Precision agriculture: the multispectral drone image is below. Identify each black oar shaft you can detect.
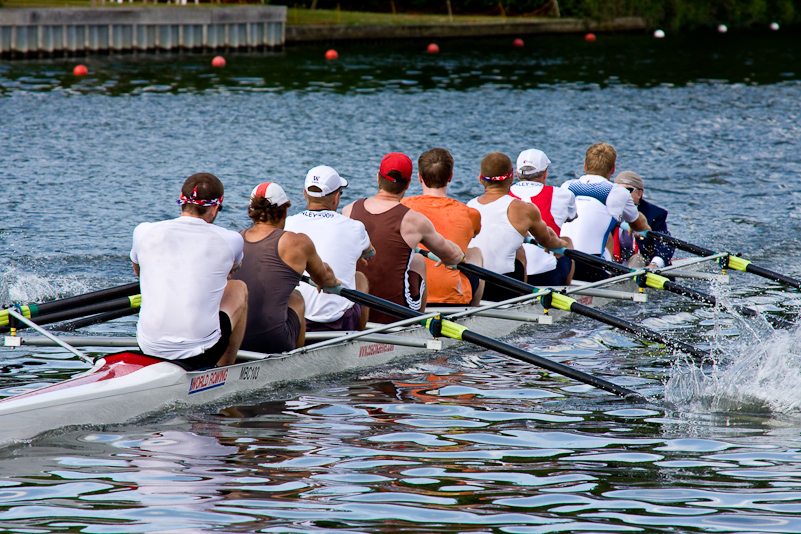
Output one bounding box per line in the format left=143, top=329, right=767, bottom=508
left=31, top=282, right=140, bottom=317
left=647, top=231, right=715, bottom=256
left=417, top=249, right=709, bottom=357
left=744, top=263, right=801, bottom=289
left=1, top=296, right=139, bottom=333
left=459, top=330, right=643, bottom=399
left=302, top=276, right=643, bottom=400
left=50, top=307, right=140, bottom=332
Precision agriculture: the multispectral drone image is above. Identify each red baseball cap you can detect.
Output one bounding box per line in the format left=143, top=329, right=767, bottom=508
left=379, top=152, right=413, bottom=182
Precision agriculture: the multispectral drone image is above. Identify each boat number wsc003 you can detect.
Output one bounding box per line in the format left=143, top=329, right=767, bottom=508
left=239, top=366, right=260, bottom=380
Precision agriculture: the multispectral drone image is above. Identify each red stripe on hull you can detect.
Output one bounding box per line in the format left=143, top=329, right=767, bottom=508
left=0, top=352, right=166, bottom=402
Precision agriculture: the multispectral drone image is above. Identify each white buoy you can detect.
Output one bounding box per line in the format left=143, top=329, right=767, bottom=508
left=717, top=24, right=728, bottom=33
left=770, top=22, right=780, bottom=31
left=653, top=29, right=665, bottom=38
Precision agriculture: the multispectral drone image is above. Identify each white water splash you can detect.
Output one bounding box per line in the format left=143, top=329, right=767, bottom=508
left=665, top=281, right=801, bottom=414
left=0, top=265, right=88, bottom=308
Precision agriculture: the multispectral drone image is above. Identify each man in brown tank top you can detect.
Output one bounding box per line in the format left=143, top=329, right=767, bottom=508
left=342, top=152, right=464, bottom=324
left=232, top=182, right=340, bottom=353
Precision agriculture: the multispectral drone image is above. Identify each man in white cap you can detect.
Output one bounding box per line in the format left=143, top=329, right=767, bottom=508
left=285, top=165, right=375, bottom=331
left=612, top=170, right=674, bottom=268
left=131, top=172, right=248, bottom=369
left=232, top=182, right=339, bottom=353
left=510, top=148, right=577, bottom=286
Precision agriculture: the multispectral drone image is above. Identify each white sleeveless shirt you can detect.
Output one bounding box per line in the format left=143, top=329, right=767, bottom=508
left=284, top=209, right=370, bottom=322
left=467, top=196, right=524, bottom=274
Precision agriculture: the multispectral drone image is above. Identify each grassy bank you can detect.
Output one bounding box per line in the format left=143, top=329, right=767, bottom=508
left=2, top=0, right=799, bottom=30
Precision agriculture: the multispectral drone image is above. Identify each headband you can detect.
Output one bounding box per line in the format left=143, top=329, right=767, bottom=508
left=177, top=186, right=223, bottom=207
left=479, top=170, right=514, bottom=181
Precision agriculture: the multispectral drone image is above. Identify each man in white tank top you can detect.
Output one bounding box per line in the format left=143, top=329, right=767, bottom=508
left=285, top=165, right=375, bottom=331
left=510, top=148, right=577, bottom=285
left=130, top=173, right=248, bottom=369
left=560, top=143, right=651, bottom=282
left=467, top=152, right=571, bottom=302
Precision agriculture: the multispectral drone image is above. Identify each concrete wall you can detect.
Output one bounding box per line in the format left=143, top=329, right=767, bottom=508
left=0, top=6, right=286, bottom=56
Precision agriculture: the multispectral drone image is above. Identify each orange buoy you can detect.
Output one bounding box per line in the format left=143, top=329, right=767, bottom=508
left=585, top=33, right=596, bottom=42
left=427, top=43, right=440, bottom=54
left=211, top=56, right=226, bottom=68
left=513, top=38, right=524, bottom=47
left=72, top=64, right=88, bottom=76
left=325, top=49, right=338, bottom=60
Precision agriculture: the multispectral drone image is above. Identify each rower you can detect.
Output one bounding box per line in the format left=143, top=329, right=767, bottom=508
left=284, top=165, right=375, bottom=331
left=467, top=152, right=570, bottom=302
left=511, top=148, right=577, bottom=286
left=130, top=172, right=248, bottom=369
left=401, top=147, right=485, bottom=306
left=342, top=152, right=463, bottom=324
left=560, top=143, right=651, bottom=282
left=232, top=182, right=340, bottom=352
left=612, top=171, right=675, bottom=268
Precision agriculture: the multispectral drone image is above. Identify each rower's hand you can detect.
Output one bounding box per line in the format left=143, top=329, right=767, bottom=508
left=435, top=252, right=466, bottom=270
left=320, top=279, right=342, bottom=293
left=359, top=244, right=376, bottom=267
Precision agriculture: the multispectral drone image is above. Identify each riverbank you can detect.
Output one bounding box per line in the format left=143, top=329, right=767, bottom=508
left=286, top=15, right=645, bottom=43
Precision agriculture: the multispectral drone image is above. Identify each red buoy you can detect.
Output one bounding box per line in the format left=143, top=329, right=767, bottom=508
left=585, top=33, right=596, bottom=42
left=211, top=56, right=226, bottom=68
left=513, top=38, right=524, bottom=47
left=73, top=64, right=88, bottom=76
left=427, top=43, right=440, bottom=54
left=325, top=49, right=338, bottom=60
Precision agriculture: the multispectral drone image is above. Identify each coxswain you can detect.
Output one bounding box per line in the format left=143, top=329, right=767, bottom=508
left=467, top=152, right=570, bottom=302
left=612, top=171, right=674, bottom=268
left=130, top=172, right=248, bottom=369
left=232, top=182, right=339, bottom=352
left=285, top=165, right=375, bottom=331
left=510, top=148, right=577, bottom=286
left=560, top=143, right=651, bottom=281
left=343, top=152, right=463, bottom=324
left=402, top=147, right=485, bottom=306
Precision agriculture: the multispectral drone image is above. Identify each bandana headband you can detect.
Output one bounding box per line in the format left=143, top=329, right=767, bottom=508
left=177, top=186, right=223, bottom=207
left=479, top=170, right=514, bottom=181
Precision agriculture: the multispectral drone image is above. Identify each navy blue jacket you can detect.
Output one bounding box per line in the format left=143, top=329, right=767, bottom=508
left=636, top=198, right=674, bottom=264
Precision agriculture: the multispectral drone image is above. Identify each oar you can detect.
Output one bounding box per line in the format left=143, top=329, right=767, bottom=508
left=0, top=295, right=141, bottom=333
left=525, top=238, right=717, bottom=305
left=620, top=223, right=801, bottom=289
left=533, top=239, right=795, bottom=330
left=50, top=307, right=140, bottom=332
left=301, top=276, right=646, bottom=401
left=417, top=249, right=708, bottom=359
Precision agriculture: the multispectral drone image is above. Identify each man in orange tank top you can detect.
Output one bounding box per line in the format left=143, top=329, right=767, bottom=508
left=402, top=148, right=485, bottom=306
left=343, top=152, right=464, bottom=324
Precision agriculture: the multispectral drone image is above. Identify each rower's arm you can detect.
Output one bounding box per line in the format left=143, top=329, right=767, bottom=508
left=132, top=262, right=140, bottom=277
left=517, top=202, right=567, bottom=250
left=629, top=213, right=651, bottom=232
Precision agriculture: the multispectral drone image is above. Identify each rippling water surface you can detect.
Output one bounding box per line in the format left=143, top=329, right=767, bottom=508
left=2, top=31, right=801, bottom=533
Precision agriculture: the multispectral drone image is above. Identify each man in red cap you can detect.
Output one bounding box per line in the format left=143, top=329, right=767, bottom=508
left=343, top=152, right=464, bottom=324
left=232, top=182, right=340, bottom=353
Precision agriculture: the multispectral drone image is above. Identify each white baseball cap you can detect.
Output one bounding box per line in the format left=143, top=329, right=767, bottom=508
left=516, top=149, right=551, bottom=175
left=304, top=165, right=348, bottom=197
left=250, top=182, right=290, bottom=207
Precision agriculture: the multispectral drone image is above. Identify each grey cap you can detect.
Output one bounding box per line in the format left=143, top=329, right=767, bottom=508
left=614, top=171, right=644, bottom=190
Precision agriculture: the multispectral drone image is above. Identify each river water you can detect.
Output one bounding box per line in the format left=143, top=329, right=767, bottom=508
left=2, top=30, right=801, bottom=533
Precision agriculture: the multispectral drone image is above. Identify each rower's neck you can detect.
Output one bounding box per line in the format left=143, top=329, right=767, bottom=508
left=477, top=187, right=510, bottom=203
left=421, top=184, right=448, bottom=197
left=374, top=189, right=405, bottom=203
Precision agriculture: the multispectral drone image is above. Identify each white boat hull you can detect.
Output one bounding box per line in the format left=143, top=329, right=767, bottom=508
left=0, top=290, right=626, bottom=445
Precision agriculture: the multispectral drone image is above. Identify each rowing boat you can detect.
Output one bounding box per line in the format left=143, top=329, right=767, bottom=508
left=0, top=272, right=654, bottom=446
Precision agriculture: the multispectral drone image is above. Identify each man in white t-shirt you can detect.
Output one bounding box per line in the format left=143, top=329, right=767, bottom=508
left=560, top=143, right=651, bottom=281
left=285, top=165, right=375, bottom=331
left=510, top=148, right=576, bottom=286
left=130, top=173, right=248, bottom=369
